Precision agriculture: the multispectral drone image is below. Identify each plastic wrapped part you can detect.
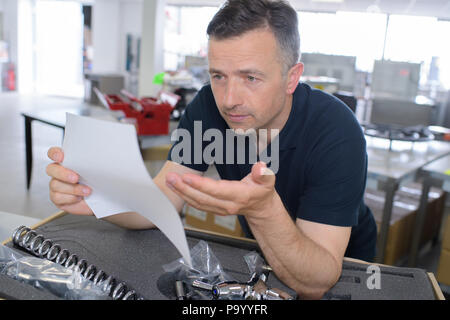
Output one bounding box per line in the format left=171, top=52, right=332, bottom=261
left=0, top=244, right=24, bottom=268
left=163, top=240, right=233, bottom=282
left=0, top=245, right=110, bottom=300
left=244, top=251, right=266, bottom=275
left=161, top=243, right=291, bottom=300
left=162, top=240, right=235, bottom=300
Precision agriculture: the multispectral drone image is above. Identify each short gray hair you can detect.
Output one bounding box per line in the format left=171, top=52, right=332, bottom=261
left=207, top=0, right=300, bottom=73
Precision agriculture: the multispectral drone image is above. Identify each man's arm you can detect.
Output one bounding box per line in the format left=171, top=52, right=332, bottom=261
left=165, top=162, right=350, bottom=299
left=245, top=196, right=350, bottom=299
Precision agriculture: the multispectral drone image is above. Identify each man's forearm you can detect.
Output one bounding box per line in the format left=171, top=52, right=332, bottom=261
left=102, top=212, right=156, bottom=230
left=246, top=194, right=341, bottom=299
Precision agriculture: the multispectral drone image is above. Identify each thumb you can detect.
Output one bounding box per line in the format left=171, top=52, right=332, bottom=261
left=251, top=162, right=275, bottom=186
left=48, top=147, right=64, bottom=163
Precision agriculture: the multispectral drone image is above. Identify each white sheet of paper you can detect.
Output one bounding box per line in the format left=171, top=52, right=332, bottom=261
left=62, top=113, right=191, bottom=266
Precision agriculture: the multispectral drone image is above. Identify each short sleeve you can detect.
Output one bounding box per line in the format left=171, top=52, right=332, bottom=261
left=297, top=136, right=367, bottom=227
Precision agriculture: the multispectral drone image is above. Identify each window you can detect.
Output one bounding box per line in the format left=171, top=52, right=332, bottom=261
left=162, top=6, right=450, bottom=90
left=384, top=15, right=450, bottom=89
left=298, top=11, right=387, bottom=72
left=435, top=20, right=450, bottom=89
left=164, top=5, right=218, bottom=71
left=18, top=0, right=84, bottom=97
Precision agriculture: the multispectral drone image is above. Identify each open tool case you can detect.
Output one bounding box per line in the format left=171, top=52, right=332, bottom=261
left=0, top=213, right=443, bottom=300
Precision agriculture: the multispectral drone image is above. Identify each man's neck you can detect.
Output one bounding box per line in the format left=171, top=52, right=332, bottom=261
left=257, top=94, right=293, bottom=152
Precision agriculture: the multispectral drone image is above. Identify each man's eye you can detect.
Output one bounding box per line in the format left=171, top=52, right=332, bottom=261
left=247, top=76, right=257, bottom=82
left=212, top=74, right=223, bottom=80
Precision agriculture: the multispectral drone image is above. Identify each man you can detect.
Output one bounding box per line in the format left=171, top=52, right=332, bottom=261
left=46, top=0, right=377, bottom=299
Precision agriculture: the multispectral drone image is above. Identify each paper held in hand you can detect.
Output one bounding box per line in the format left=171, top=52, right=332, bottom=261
left=62, top=113, right=192, bottom=267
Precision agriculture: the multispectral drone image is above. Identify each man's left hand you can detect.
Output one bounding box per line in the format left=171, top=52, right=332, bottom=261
left=165, top=162, right=278, bottom=220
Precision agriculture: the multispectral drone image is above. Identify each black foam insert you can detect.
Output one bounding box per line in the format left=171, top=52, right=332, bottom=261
left=0, top=214, right=437, bottom=300
left=0, top=274, right=61, bottom=300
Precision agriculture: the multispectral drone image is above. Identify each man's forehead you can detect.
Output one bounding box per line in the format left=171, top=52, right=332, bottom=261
left=207, top=32, right=279, bottom=68
left=207, top=28, right=277, bottom=50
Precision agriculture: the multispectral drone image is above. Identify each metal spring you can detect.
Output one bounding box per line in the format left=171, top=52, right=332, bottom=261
left=12, top=226, right=140, bottom=300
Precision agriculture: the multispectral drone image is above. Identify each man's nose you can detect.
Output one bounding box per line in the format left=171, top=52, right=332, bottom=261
left=223, top=78, right=242, bottom=109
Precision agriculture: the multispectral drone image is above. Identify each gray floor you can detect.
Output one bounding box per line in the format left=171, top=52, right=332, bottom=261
left=0, top=92, right=448, bottom=298
left=0, top=92, right=83, bottom=220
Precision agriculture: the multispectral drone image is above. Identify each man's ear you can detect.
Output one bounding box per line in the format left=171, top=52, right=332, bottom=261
left=286, top=62, right=304, bottom=94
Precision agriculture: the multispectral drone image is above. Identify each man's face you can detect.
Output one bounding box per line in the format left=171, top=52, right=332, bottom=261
left=208, top=28, right=296, bottom=132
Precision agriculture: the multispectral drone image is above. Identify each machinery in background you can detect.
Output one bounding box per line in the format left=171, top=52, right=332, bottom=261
left=301, top=53, right=357, bottom=93
left=362, top=60, right=444, bottom=149
left=363, top=123, right=435, bottom=150
left=369, top=96, right=436, bottom=128
left=172, top=87, right=198, bottom=120
left=368, top=60, right=437, bottom=127
left=371, top=60, right=421, bottom=101
left=301, top=75, right=340, bottom=94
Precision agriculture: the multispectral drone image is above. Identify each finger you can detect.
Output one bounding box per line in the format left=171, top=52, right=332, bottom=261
left=59, top=202, right=94, bottom=216
left=167, top=174, right=236, bottom=214
left=49, top=179, right=91, bottom=197
left=46, top=163, right=79, bottom=184
left=251, top=162, right=275, bottom=186
left=177, top=173, right=241, bottom=201
left=172, top=187, right=231, bottom=216
left=50, top=191, right=83, bottom=206
left=47, top=147, right=64, bottom=163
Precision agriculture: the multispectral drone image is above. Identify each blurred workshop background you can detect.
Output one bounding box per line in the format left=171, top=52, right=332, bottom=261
left=1, top=0, right=450, bottom=297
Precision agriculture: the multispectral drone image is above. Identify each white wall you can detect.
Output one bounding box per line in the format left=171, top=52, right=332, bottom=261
left=91, top=0, right=165, bottom=96
left=139, top=0, right=165, bottom=96
left=91, top=0, right=121, bottom=73
left=118, top=0, right=142, bottom=74
left=91, top=0, right=144, bottom=75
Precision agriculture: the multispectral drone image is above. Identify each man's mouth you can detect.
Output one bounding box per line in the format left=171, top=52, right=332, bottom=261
left=227, top=113, right=250, bottom=122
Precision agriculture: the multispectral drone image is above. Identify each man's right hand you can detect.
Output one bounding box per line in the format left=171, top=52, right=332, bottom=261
left=46, top=147, right=93, bottom=215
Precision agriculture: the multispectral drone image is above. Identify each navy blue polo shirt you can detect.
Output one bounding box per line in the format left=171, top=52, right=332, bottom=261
left=168, top=83, right=377, bottom=262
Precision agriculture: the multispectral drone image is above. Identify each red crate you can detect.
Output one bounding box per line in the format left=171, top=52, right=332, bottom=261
left=135, top=101, right=173, bottom=135
left=104, top=92, right=173, bottom=136
left=104, top=94, right=138, bottom=118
